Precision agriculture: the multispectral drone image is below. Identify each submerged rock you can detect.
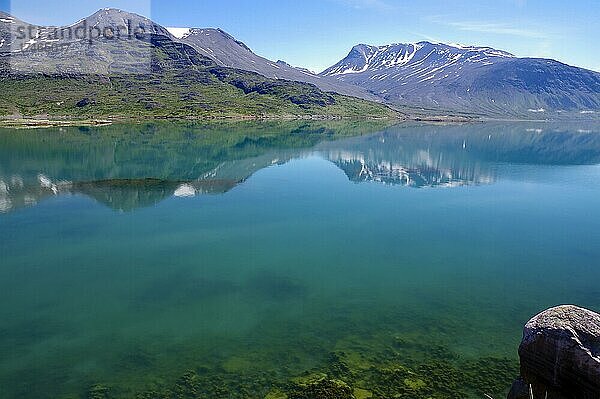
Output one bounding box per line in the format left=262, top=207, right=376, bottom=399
left=512, top=305, right=600, bottom=399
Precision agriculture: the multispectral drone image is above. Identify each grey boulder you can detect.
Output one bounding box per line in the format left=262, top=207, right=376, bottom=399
left=515, top=305, right=600, bottom=399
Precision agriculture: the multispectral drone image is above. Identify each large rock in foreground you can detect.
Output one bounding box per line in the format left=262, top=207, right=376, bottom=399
left=514, top=305, right=600, bottom=399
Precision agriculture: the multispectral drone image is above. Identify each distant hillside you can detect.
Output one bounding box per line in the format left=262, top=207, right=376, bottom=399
left=321, top=42, right=600, bottom=118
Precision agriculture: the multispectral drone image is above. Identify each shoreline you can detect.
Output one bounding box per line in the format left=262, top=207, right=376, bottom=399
left=1, top=113, right=599, bottom=129
left=0, top=114, right=481, bottom=129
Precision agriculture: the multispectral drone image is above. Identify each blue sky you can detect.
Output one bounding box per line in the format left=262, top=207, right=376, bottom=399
left=1, top=0, right=599, bottom=73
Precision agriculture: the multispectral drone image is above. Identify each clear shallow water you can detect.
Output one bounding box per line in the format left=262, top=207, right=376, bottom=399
left=1, top=121, right=600, bottom=399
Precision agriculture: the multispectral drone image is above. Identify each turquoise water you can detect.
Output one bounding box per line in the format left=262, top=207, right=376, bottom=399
left=1, top=121, right=600, bottom=399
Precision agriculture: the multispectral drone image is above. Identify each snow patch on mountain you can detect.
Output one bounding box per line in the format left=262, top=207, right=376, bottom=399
left=166, top=27, right=192, bottom=39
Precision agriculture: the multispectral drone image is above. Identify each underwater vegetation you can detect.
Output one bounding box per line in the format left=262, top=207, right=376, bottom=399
left=82, top=331, right=518, bottom=399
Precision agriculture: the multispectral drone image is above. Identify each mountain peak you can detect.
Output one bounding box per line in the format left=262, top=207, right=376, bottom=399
left=86, top=8, right=152, bottom=23
left=321, top=40, right=514, bottom=76
left=77, top=8, right=173, bottom=38
left=178, top=27, right=254, bottom=54
left=92, top=8, right=141, bottom=16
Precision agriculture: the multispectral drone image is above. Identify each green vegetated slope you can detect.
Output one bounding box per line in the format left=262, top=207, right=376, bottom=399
left=0, top=37, right=397, bottom=120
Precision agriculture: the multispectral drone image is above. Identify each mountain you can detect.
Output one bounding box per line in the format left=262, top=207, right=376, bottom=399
left=167, top=27, right=379, bottom=101
left=0, top=9, right=395, bottom=120
left=321, top=42, right=600, bottom=118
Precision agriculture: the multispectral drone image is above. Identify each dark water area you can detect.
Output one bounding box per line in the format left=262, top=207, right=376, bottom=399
left=1, top=121, right=600, bottom=399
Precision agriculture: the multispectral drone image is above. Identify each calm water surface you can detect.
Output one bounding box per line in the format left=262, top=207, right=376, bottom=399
left=1, top=121, right=600, bottom=399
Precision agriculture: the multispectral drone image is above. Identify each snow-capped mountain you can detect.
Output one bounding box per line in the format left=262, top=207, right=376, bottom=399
left=167, top=27, right=379, bottom=101
left=322, top=42, right=514, bottom=76
left=321, top=41, right=600, bottom=117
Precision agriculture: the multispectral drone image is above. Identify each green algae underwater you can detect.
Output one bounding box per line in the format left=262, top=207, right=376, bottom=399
left=2, top=121, right=600, bottom=399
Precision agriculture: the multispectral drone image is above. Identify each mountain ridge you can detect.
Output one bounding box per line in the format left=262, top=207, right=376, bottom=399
left=165, top=26, right=380, bottom=101
left=321, top=41, right=515, bottom=75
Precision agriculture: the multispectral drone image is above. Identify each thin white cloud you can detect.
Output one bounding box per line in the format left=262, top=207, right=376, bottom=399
left=447, top=21, right=547, bottom=39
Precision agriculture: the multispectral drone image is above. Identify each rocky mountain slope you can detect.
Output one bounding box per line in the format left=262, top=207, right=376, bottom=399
left=167, top=27, right=379, bottom=101
left=321, top=42, right=600, bottom=118
left=0, top=9, right=395, bottom=120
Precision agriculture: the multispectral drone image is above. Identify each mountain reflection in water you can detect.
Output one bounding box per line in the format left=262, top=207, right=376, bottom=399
left=1, top=121, right=600, bottom=213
